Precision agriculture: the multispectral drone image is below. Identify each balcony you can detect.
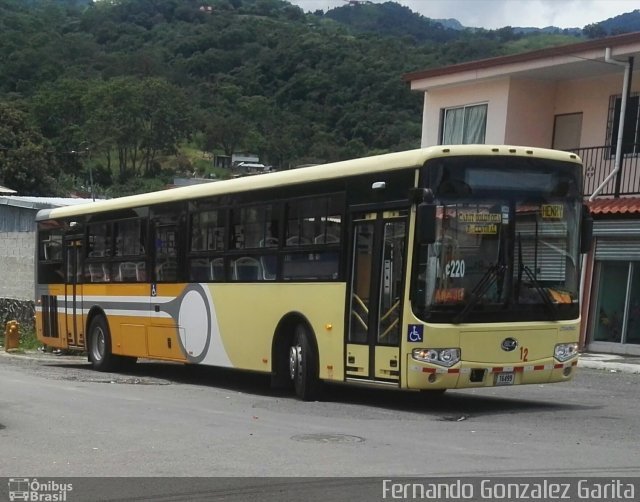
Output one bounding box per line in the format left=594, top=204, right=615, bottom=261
left=574, top=145, right=640, bottom=197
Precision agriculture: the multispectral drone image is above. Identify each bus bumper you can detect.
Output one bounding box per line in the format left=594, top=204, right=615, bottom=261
left=406, top=357, right=579, bottom=390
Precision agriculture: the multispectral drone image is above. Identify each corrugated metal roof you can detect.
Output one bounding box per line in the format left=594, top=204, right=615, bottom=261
left=587, top=197, right=640, bottom=216
left=0, top=195, right=94, bottom=210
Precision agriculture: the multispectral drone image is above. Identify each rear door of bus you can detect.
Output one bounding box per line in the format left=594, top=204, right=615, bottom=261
left=63, top=234, right=85, bottom=349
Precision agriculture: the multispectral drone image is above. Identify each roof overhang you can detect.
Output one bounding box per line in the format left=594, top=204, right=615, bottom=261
left=0, top=185, right=17, bottom=195
left=404, top=32, right=640, bottom=92
left=0, top=196, right=94, bottom=211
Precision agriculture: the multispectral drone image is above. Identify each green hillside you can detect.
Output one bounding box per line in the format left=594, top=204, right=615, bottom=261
left=0, top=0, right=589, bottom=196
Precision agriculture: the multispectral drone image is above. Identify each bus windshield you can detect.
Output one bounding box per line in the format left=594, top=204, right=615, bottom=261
left=413, top=156, right=582, bottom=323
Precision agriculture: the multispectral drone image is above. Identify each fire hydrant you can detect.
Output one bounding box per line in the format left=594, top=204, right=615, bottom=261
left=4, top=320, right=19, bottom=351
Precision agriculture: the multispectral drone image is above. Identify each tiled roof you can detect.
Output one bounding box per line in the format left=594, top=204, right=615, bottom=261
left=587, top=197, right=640, bottom=215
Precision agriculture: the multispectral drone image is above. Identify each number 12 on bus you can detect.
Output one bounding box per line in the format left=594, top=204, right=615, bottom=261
left=35, top=145, right=592, bottom=400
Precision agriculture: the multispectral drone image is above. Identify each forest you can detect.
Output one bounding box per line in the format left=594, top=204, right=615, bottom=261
left=0, top=0, right=633, bottom=196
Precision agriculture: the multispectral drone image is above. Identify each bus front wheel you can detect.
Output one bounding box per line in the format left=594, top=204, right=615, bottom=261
left=88, top=315, right=117, bottom=372
left=289, top=325, right=321, bottom=401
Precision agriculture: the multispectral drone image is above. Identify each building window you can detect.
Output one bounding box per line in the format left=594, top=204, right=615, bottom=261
left=593, top=261, right=640, bottom=345
left=607, top=93, right=640, bottom=156
left=441, top=103, right=487, bottom=145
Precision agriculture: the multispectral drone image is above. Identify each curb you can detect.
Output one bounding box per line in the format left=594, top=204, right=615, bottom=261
left=578, top=360, right=640, bottom=374
left=0, top=348, right=85, bottom=363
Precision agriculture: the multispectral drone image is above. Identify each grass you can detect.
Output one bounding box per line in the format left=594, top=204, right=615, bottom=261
left=19, top=324, right=40, bottom=350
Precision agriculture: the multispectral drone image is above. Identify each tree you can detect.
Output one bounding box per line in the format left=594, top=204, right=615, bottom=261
left=83, top=77, right=192, bottom=181
left=0, top=102, right=57, bottom=195
left=203, top=113, right=249, bottom=158
left=30, top=78, right=90, bottom=174
left=583, top=23, right=607, bottom=39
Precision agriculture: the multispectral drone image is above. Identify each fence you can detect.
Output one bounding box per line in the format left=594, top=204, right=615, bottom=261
left=575, top=145, right=640, bottom=197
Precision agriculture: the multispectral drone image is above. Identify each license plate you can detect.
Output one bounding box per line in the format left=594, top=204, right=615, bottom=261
left=495, top=372, right=515, bottom=386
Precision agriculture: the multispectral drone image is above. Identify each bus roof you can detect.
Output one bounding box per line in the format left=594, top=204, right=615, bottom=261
left=36, top=145, right=581, bottom=222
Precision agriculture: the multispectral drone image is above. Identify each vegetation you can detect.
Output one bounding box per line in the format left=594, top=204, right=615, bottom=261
left=0, top=0, right=634, bottom=197
left=0, top=326, right=40, bottom=352
left=0, top=297, right=37, bottom=351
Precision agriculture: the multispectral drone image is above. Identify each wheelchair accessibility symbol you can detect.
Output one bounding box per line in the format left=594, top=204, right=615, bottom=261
left=407, top=324, right=423, bottom=343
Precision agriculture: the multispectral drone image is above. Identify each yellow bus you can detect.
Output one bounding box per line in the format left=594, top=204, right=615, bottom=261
left=35, top=145, right=591, bottom=400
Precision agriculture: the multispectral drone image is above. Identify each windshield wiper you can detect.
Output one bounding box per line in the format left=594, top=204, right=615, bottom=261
left=516, top=233, right=558, bottom=320
left=453, top=263, right=506, bottom=324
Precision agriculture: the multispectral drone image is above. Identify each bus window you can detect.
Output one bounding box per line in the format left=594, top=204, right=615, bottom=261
left=115, top=219, right=146, bottom=257
left=231, top=204, right=277, bottom=250
left=286, top=195, right=343, bottom=247
left=87, top=223, right=112, bottom=258
left=37, top=221, right=65, bottom=284
left=283, top=251, right=339, bottom=281
left=191, top=209, right=225, bottom=252
left=151, top=204, right=184, bottom=283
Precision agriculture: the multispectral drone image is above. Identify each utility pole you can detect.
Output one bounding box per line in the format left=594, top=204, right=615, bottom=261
left=71, top=142, right=93, bottom=201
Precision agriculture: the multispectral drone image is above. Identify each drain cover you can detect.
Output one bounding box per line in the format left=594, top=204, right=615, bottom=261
left=438, top=415, right=469, bottom=422
left=291, top=433, right=365, bottom=444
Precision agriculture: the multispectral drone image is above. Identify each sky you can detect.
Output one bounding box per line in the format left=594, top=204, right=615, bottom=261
left=287, top=0, right=638, bottom=30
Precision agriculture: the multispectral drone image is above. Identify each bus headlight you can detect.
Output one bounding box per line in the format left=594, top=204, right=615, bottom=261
left=554, top=343, right=578, bottom=362
left=412, top=348, right=461, bottom=367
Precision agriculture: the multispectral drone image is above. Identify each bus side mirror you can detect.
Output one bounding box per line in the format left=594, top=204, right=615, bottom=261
left=417, top=203, right=437, bottom=244
left=580, top=204, right=593, bottom=254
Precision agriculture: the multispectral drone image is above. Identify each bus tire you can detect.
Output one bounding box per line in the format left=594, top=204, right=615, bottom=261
left=289, top=324, right=322, bottom=401
left=88, top=315, right=117, bottom=372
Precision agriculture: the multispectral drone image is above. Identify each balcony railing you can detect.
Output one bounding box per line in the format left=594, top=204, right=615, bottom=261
left=573, top=145, right=640, bottom=197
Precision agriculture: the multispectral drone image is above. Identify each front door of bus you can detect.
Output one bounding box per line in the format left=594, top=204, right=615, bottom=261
left=347, top=210, right=407, bottom=383
left=64, top=236, right=84, bottom=349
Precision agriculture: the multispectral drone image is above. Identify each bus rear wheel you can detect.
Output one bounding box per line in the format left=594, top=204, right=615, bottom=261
left=289, top=325, right=321, bottom=401
left=88, top=315, right=117, bottom=372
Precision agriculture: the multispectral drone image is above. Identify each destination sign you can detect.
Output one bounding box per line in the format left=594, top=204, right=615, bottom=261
left=541, top=204, right=563, bottom=219
left=466, top=224, right=498, bottom=234
left=434, top=288, right=465, bottom=303
left=459, top=213, right=502, bottom=223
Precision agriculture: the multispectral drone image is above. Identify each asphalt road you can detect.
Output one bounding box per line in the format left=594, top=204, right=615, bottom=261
left=1, top=351, right=639, bottom=499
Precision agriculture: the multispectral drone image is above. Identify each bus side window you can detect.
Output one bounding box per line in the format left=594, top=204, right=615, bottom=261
left=151, top=203, right=185, bottom=283
left=37, top=224, right=65, bottom=284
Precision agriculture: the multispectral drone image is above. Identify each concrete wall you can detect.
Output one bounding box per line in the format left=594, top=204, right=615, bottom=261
left=555, top=71, right=640, bottom=148
left=421, top=78, right=510, bottom=147
left=0, top=231, right=35, bottom=301
left=505, top=78, right=557, bottom=147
